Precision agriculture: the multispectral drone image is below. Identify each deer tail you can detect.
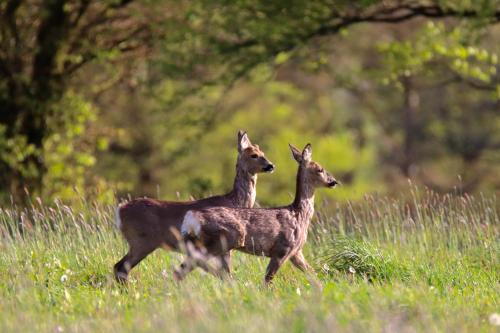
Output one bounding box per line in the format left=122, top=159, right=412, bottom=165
left=181, top=210, right=201, bottom=239
left=114, top=205, right=122, bottom=230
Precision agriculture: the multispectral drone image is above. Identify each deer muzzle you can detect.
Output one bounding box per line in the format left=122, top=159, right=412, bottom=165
left=263, top=163, right=275, bottom=173
left=328, top=179, right=339, bottom=188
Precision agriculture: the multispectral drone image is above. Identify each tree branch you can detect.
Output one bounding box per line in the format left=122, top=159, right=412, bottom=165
left=2, top=0, right=22, bottom=46
left=32, top=0, right=71, bottom=99
left=212, top=2, right=500, bottom=62
left=72, top=0, right=92, bottom=27
left=0, top=0, right=23, bottom=73
left=63, top=23, right=152, bottom=76
left=109, top=0, right=134, bottom=9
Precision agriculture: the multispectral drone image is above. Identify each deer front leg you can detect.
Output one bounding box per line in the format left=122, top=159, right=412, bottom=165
left=219, top=251, right=232, bottom=278
left=114, top=244, right=157, bottom=283
left=289, top=251, right=312, bottom=271
left=290, top=251, right=323, bottom=290
left=264, top=255, right=289, bottom=285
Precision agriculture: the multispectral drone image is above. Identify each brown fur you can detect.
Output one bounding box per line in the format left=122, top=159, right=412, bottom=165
left=175, top=143, right=338, bottom=285
left=114, top=131, right=274, bottom=282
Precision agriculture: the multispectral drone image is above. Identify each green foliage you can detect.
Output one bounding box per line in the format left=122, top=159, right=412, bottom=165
left=362, top=21, right=500, bottom=190
left=143, top=78, right=379, bottom=205
left=317, top=236, right=409, bottom=282
left=0, top=126, right=38, bottom=188
left=1, top=1, right=500, bottom=203
left=379, top=22, right=498, bottom=96
left=43, top=92, right=114, bottom=203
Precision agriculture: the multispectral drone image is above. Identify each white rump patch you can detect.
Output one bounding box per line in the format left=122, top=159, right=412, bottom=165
left=115, top=206, right=122, bottom=229
left=181, top=211, right=201, bottom=237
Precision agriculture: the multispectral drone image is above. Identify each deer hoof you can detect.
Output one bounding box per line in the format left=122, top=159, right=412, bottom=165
left=173, top=269, right=184, bottom=282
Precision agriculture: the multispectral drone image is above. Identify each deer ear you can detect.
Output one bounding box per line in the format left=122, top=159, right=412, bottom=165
left=289, top=144, right=302, bottom=163
left=302, top=143, right=312, bottom=162
left=238, top=130, right=251, bottom=152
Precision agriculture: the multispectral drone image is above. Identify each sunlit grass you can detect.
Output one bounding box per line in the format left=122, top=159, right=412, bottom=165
left=0, top=189, right=498, bottom=332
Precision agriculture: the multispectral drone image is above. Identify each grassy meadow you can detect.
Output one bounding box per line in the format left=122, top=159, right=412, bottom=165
left=0, top=189, right=498, bottom=332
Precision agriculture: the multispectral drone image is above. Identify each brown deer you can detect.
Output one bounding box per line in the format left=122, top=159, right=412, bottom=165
left=174, top=143, right=338, bottom=286
left=114, top=131, right=274, bottom=282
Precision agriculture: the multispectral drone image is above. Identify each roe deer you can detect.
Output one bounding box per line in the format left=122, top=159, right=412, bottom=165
left=114, top=131, right=274, bottom=282
left=175, top=143, right=338, bottom=286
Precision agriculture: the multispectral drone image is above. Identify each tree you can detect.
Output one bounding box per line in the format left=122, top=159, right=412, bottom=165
left=159, top=1, right=500, bottom=84
left=0, top=0, right=158, bottom=200
left=157, top=0, right=500, bottom=160
left=1, top=0, right=499, bottom=202
left=151, top=0, right=500, bottom=196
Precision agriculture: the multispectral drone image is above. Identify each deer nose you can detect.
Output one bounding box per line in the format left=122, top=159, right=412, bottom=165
left=328, top=179, right=338, bottom=188
left=263, top=163, right=275, bottom=173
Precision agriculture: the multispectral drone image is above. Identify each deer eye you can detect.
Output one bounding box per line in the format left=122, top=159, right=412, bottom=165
left=251, top=154, right=258, bottom=159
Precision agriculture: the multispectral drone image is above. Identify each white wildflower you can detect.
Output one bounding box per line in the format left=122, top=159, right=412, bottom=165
left=489, top=313, right=500, bottom=326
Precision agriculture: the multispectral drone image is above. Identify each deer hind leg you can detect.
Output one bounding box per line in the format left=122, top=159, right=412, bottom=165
left=175, top=233, right=236, bottom=281
left=290, top=250, right=322, bottom=290
left=200, top=251, right=233, bottom=280
left=180, top=253, right=231, bottom=280
left=173, top=257, right=196, bottom=282
left=206, top=234, right=236, bottom=279
left=173, top=242, right=222, bottom=281
left=191, top=231, right=239, bottom=279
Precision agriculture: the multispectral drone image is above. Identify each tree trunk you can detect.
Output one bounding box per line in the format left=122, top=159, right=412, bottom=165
left=0, top=95, right=47, bottom=201
left=0, top=0, right=70, bottom=201
left=401, top=76, right=420, bottom=178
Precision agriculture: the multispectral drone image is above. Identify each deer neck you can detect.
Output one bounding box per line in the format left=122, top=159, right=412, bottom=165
left=228, top=161, right=257, bottom=208
left=292, top=166, right=315, bottom=223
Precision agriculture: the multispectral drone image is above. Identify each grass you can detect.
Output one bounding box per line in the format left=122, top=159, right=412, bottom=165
left=0, top=189, right=498, bottom=332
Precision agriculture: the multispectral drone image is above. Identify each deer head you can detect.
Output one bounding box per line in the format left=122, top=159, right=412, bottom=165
left=237, top=130, right=274, bottom=174
left=289, top=143, right=338, bottom=188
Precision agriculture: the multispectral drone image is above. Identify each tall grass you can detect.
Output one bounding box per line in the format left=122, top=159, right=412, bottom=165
left=0, top=188, right=498, bottom=332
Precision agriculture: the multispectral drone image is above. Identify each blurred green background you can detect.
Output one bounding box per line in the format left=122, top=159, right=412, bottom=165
left=0, top=1, right=499, bottom=206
